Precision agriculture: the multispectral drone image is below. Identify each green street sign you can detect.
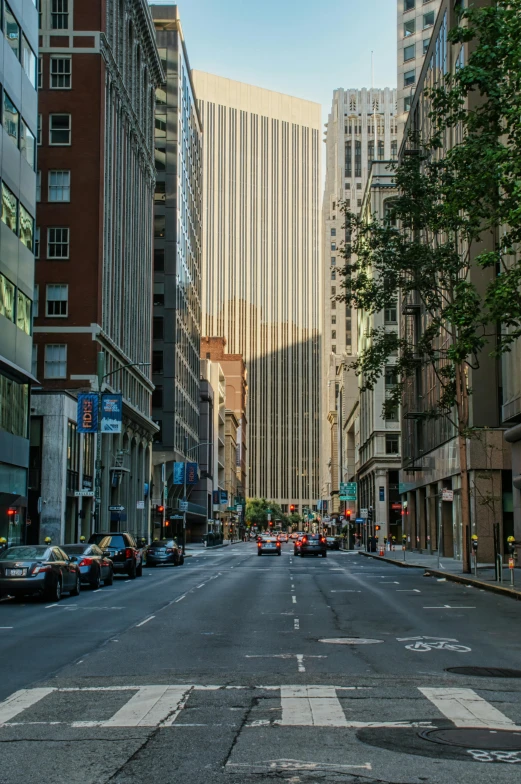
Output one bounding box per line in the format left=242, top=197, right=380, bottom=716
left=340, top=482, right=357, bottom=501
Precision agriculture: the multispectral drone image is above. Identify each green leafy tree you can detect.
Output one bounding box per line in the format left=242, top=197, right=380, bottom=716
left=338, top=1, right=521, bottom=572
left=245, top=498, right=288, bottom=528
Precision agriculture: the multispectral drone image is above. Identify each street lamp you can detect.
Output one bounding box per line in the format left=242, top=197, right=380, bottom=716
left=180, top=437, right=213, bottom=555
left=94, top=351, right=151, bottom=532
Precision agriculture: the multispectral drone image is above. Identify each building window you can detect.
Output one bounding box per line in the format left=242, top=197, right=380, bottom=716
left=17, top=289, right=31, bottom=335
left=155, top=181, right=166, bottom=204
left=404, top=43, right=415, bottom=62
left=404, top=95, right=412, bottom=112
left=0, top=273, right=15, bottom=322
left=404, top=0, right=415, bottom=10
left=332, top=345, right=336, bottom=354
left=46, top=284, right=68, bottom=317
left=156, top=88, right=167, bottom=107
left=153, top=282, right=164, bottom=306
left=385, top=366, right=398, bottom=388
left=3, top=92, right=19, bottom=146
left=345, top=199, right=350, bottom=207
left=49, top=170, right=71, bottom=201
left=368, top=140, right=374, bottom=161
left=152, top=351, right=163, bottom=374
left=38, top=56, right=43, bottom=89
left=384, top=303, right=397, bottom=324
left=19, top=204, right=34, bottom=251
left=356, top=182, right=362, bottom=190
left=152, top=386, right=163, bottom=408
left=331, top=257, right=336, bottom=265
left=378, top=140, right=385, bottom=160
left=155, top=143, right=166, bottom=171
left=354, top=140, right=361, bottom=177
left=154, top=215, right=166, bottom=238
left=332, top=315, right=336, bottom=325
left=48, top=227, right=70, bottom=258
left=155, top=114, right=167, bottom=138
left=154, top=249, right=165, bottom=271
left=331, top=269, right=336, bottom=280
left=50, top=57, right=72, bottom=89
left=4, top=3, right=20, bottom=59
left=423, top=37, right=431, bottom=54
left=153, top=317, right=164, bottom=340
left=332, top=301, right=336, bottom=310
left=37, top=114, right=42, bottom=145
left=34, top=227, right=40, bottom=258
left=331, top=228, right=336, bottom=237
left=20, top=121, right=36, bottom=169
left=404, top=19, right=415, bottom=37
left=345, top=141, right=352, bottom=177
left=36, top=171, right=41, bottom=202
left=153, top=420, right=162, bottom=443
left=44, top=344, right=67, bottom=378
left=331, top=331, right=337, bottom=340
left=404, top=70, right=415, bottom=87
left=51, top=0, right=69, bottom=30
left=1, top=183, right=18, bottom=234
left=331, top=286, right=336, bottom=296
left=21, top=37, right=37, bottom=88
left=331, top=242, right=336, bottom=251
left=49, top=114, right=71, bottom=145
left=32, top=344, right=38, bottom=377
left=391, top=140, right=398, bottom=159
left=423, top=11, right=435, bottom=28
left=386, top=435, right=399, bottom=454
left=357, top=199, right=362, bottom=207
left=33, top=284, right=39, bottom=318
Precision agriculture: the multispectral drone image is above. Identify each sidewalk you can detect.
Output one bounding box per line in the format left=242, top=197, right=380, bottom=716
left=356, top=548, right=521, bottom=600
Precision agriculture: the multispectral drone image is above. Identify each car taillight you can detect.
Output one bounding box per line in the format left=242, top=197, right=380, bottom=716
left=32, top=564, right=51, bottom=575
left=320, top=537, right=326, bottom=543
left=125, top=548, right=133, bottom=558
left=79, top=557, right=93, bottom=567
left=302, top=537, right=308, bottom=543
left=166, top=548, right=174, bottom=553
left=257, top=542, right=262, bottom=547
left=276, top=542, right=281, bottom=547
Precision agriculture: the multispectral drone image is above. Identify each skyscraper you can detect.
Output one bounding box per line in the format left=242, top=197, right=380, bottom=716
left=397, top=0, right=442, bottom=138
left=320, top=87, right=397, bottom=510
left=192, top=72, right=321, bottom=511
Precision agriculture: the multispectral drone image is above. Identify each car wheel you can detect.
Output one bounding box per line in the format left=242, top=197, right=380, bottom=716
left=179, top=554, right=184, bottom=566
left=71, top=575, right=81, bottom=596
left=128, top=561, right=137, bottom=579
left=136, top=561, right=143, bottom=577
left=45, top=578, right=62, bottom=603
left=322, top=552, right=327, bottom=558
left=257, top=550, right=262, bottom=556
left=90, top=569, right=101, bottom=590
left=104, top=567, right=114, bottom=586
left=277, top=551, right=281, bottom=556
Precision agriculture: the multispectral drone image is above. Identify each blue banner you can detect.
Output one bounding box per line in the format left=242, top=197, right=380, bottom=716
left=220, top=490, right=228, bottom=505
left=77, top=393, right=98, bottom=433
left=173, top=463, right=185, bottom=485
left=101, top=394, right=123, bottom=433
left=173, top=462, right=199, bottom=484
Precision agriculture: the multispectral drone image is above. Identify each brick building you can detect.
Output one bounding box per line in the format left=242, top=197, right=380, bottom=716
left=29, top=0, right=163, bottom=542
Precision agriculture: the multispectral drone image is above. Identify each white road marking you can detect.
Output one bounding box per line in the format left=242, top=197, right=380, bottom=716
left=292, top=595, right=297, bottom=604
left=294, top=618, right=300, bottom=630
left=420, top=688, right=521, bottom=730
left=296, top=655, right=305, bottom=673
left=135, top=615, right=155, bottom=627
left=397, top=589, right=421, bottom=593
left=319, top=638, right=384, bottom=645
left=124, top=580, right=131, bottom=583
left=331, top=590, right=361, bottom=593
left=280, top=686, right=348, bottom=727
left=175, top=594, right=186, bottom=603
left=226, top=760, right=373, bottom=773
left=381, top=581, right=400, bottom=584
left=98, top=686, right=191, bottom=727
left=196, top=583, right=206, bottom=589
left=423, top=605, right=476, bottom=609
left=0, top=626, right=13, bottom=629
left=0, top=688, right=55, bottom=725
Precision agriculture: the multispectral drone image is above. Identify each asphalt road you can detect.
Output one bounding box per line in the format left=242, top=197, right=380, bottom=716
left=1, top=542, right=521, bottom=784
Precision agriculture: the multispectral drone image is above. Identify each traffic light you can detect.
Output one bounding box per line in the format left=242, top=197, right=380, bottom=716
left=345, top=510, right=351, bottom=519
left=7, top=509, right=15, bottom=516
left=155, top=505, right=164, bottom=514
left=290, top=505, right=295, bottom=513
left=375, top=525, right=381, bottom=531
left=269, top=520, right=273, bottom=527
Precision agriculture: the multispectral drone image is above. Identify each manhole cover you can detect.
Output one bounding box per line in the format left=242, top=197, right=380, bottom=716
left=319, top=637, right=384, bottom=645
left=419, top=728, right=521, bottom=751
left=446, top=667, right=521, bottom=678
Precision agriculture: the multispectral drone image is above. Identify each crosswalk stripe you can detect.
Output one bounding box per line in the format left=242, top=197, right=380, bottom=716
left=0, top=688, right=55, bottom=725
left=280, top=686, right=348, bottom=727
left=419, top=687, right=521, bottom=730
left=101, top=686, right=190, bottom=727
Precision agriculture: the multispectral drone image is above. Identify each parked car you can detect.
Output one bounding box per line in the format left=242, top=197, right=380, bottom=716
left=88, top=532, right=143, bottom=578
left=299, top=534, right=327, bottom=558
left=146, top=539, right=184, bottom=567
left=326, top=536, right=340, bottom=550
left=293, top=535, right=305, bottom=555
left=257, top=536, right=281, bottom=556
left=60, top=543, right=114, bottom=588
left=0, top=545, right=81, bottom=602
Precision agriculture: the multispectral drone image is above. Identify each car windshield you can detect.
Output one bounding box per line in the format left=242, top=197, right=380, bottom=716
left=150, top=540, right=175, bottom=547
left=98, top=535, right=127, bottom=549
left=0, top=546, right=51, bottom=561
left=61, top=544, right=89, bottom=555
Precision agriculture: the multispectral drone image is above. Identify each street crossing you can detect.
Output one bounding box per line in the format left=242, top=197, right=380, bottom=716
left=0, top=684, right=519, bottom=730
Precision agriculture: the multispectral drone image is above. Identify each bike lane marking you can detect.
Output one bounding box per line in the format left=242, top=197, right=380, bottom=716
left=419, top=687, right=521, bottom=730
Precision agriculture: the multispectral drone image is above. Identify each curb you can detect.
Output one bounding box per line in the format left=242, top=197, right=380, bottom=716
left=358, top=551, right=521, bottom=600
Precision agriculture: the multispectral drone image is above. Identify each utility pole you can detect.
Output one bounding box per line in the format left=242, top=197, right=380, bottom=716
left=94, top=351, right=105, bottom=532
left=183, top=434, right=188, bottom=555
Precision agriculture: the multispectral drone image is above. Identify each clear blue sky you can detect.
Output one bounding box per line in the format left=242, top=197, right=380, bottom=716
left=156, top=0, right=397, bottom=119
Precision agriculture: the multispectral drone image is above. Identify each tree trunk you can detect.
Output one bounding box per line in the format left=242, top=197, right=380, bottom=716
left=456, top=363, right=471, bottom=574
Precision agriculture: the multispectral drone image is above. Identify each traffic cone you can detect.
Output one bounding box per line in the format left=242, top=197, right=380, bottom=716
left=379, top=544, right=384, bottom=556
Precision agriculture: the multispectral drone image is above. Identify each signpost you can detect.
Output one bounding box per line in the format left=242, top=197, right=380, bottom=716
left=136, top=500, right=145, bottom=510
left=180, top=500, right=188, bottom=512
left=74, top=490, right=95, bottom=498
left=340, top=482, right=357, bottom=502
left=442, top=489, right=454, bottom=502
left=108, top=505, right=125, bottom=513
left=360, top=508, right=368, bottom=519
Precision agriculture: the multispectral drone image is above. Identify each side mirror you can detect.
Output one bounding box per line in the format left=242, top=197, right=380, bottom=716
left=69, top=555, right=78, bottom=562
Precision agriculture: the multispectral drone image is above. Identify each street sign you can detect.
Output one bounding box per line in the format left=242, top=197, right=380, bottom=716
left=180, top=500, right=188, bottom=512
left=136, top=500, right=145, bottom=509
left=237, top=505, right=243, bottom=513
left=340, top=482, right=357, bottom=502
left=170, top=514, right=184, bottom=520
left=442, top=489, right=454, bottom=502
left=360, top=508, right=368, bottom=519
left=108, top=505, right=125, bottom=512
left=355, top=518, right=364, bottom=524
left=75, top=490, right=95, bottom=497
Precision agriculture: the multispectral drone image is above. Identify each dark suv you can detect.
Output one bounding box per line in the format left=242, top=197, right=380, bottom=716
left=88, top=532, right=143, bottom=578
left=299, top=534, right=327, bottom=558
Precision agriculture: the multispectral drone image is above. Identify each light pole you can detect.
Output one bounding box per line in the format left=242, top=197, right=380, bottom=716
left=180, top=439, right=213, bottom=554
left=94, top=351, right=151, bottom=532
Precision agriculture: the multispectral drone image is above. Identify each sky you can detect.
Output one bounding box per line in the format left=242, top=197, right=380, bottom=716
left=151, top=0, right=397, bottom=123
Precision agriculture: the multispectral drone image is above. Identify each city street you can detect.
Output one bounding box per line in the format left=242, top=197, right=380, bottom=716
left=1, top=542, right=521, bottom=783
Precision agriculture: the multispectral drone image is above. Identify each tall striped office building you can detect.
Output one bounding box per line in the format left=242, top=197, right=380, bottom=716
left=192, top=72, right=322, bottom=511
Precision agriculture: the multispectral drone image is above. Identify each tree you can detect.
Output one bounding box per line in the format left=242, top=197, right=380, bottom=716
left=338, top=1, right=521, bottom=572
left=245, top=498, right=288, bottom=528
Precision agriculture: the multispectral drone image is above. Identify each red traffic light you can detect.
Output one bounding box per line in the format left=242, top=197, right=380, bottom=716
left=375, top=525, right=381, bottom=531
left=290, top=505, right=295, bottom=512
left=157, top=505, right=164, bottom=513
left=345, top=510, right=351, bottom=518
left=7, top=508, right=16, bottom=516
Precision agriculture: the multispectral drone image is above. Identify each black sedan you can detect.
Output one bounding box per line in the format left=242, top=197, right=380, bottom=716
left=0, top=545, right=81, bottom=602
left=60, top=544, right=114, bottom=588
left=299, top=534, right=327, bottom=557
left=146, top=539, right=184, bottom=567
left=326, top=537, right=340, bottom=550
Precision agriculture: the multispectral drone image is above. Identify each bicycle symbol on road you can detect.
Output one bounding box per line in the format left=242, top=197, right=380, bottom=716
left=397, top=636, right=471, bottom=653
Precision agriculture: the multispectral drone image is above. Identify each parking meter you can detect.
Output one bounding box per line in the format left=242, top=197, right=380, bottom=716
left=471, top=534, right=478, bottom=575
left=507, top=536, right=516, bottom=585
left=402, top=533, right=407, bottom=560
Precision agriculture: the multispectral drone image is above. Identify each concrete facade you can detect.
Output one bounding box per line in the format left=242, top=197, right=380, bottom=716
left=0, top=0, right=38, bottom=544
left=192, top=71, right=321, bottom=512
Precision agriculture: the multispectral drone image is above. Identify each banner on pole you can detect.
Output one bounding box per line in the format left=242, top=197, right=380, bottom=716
left=77, top=393, right=98, bottom=433
left=100, top=394, right=123, bottom=433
